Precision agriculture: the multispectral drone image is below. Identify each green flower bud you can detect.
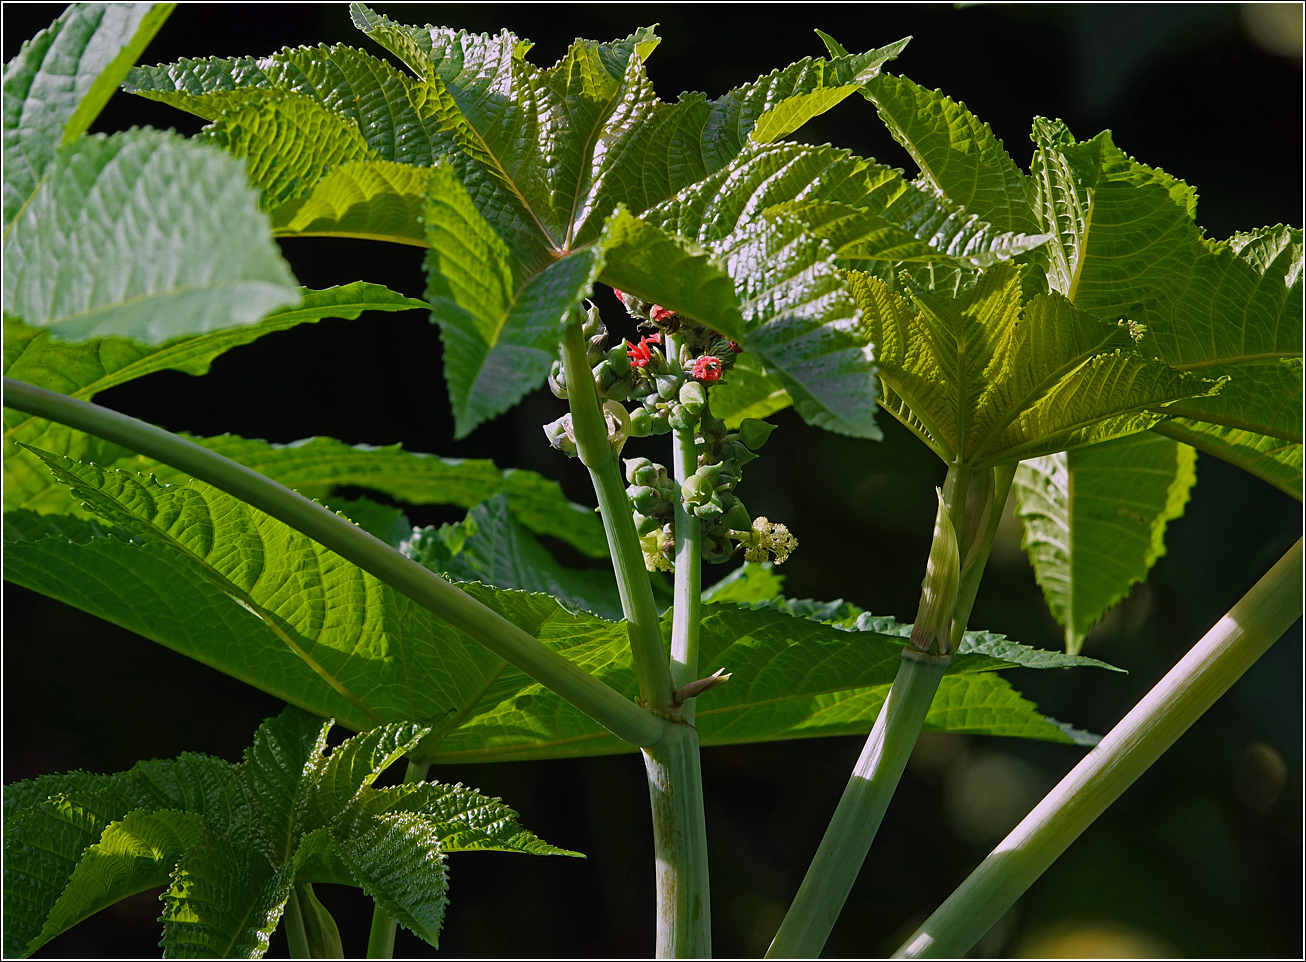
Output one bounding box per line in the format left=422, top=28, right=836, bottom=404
left=719, top=499, right=752, bottom=530
left=543, top=415, right=577, bottom=456
left=681, top=471, right=715, bottom=506
left=629, top=485, right=661, bottom=514
left=701, top=532, right=736, bottom=564
left=693, top=493, right=724, bottom=520
left=606, top=343, right=632, bottom=376
left=628, top=406, right=653, bottom=437
left=655, top=374, right=680, bottom=400
left=625, top=458, right=658, bottom=487
left=693, top=461, right=723, bottom=487
left=548, top=361, right=568, bottom=399
left=679, top=380, right=707, bottom=413
left=668, top=402, right=700, bottom=432
left=649, top=412, right=671, bottom=435
left=737, top=417, right=777, bottom=450
left=635, top=511, right=663, bottom=536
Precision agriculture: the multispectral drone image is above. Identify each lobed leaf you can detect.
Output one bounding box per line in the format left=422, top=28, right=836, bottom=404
left=1013, top=433, right=1198, bottom=653
left=1030, top=118, right=1302, bottom=495
left=3, top=2, right=174, bottom=226
left=5, top=453, right=1104, bottom=767
left=2, top=128, right=300, bottom=342
left=844, top=264, right=1221, bottom=466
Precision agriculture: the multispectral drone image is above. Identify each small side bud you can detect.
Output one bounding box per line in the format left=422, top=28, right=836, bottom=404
left=674, top=668, right=732, bottom=705
left=544, top=415, right=578, bottom=456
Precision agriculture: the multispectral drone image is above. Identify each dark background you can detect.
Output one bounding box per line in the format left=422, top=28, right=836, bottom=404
left=3, top=3, right=1302, bottom=958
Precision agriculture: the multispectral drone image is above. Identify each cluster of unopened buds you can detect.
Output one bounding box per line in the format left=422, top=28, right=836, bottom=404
left=545, top=290, right=797, bottom=571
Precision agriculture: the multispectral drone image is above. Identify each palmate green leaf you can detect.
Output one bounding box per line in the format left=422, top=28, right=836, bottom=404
left=844, top=264, right=1220, bottom=466
left=3, top=283, right=429, bottom=514
left=2, top=128, right=300, bottom=342
left=5, top=708, right=572, bottom=957
left=6, top=454, right=1102, bottom=767
left=430, top=602, right=1108, bottom=762
left=1030, top=120, right=1302, bottom=494
left=406, top=493, right=623, bottom=620
left=1013, top=433, right=1198, bottom=653
left=351, top=7, right=911, bottom=434
left=3, top=2, right=174, bottom=227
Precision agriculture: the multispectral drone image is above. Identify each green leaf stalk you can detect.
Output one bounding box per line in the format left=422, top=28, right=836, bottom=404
left=894, top=537, right=1303, bottom=958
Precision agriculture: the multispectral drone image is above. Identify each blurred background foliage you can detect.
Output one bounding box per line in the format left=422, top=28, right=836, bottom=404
left=3, top=3, right=1301, bottom=958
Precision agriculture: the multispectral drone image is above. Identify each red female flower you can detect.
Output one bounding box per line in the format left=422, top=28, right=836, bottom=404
left=691, top=355, right=723, bottom=381
left=650, top=305, right=676, bottom=323
left=625, top=333, right=663, bottom=368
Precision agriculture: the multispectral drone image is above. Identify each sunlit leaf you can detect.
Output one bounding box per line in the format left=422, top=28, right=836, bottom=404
left=1013, top=433, right=1198, bottom=653
left=4, top=2, right=174, bottom=226
left=2, top=128, right=300, bottom=342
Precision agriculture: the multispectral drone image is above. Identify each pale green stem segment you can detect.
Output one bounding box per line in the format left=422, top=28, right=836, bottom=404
left=560, top=326, right=710, bottom=956
left=286, top=883, right=344, bottom=958
left=644, top=723, right=713, bottom=959
left=560, top=321, right=675, bottom=711
left=894, top=537, right=1304, bottom=959
left=767, top=463, right=1011, bottom=958
left=666, top=334, right=703, bottom=712
left=367, top=758, right=431, bottom=959
left=2, top=377, right=667, bottom=751
left=765, top=648, right=948, bottom=958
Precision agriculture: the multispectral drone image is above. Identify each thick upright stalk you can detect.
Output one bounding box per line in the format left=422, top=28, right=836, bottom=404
left=767, top=463, right=1009, bottom=958
left=894, top=537, right=1304, bottom=959
left=2, top=377, right=666, bottom=751
left=561, top=324, right=710, bottom=956
left=560, top=322, right=675, bottom=711
left=367, top=758, right=430, bottom=959
left=765, top=649, right=948, bottom=958
left=644, top=723, right=712, bottom=958
left=666, top=335, right=703, bottom=708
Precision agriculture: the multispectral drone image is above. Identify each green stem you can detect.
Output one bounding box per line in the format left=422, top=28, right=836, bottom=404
left=644, top=723, right=713, bottom=958
left=560, top=321, right=675, bottom=711
left=666, top=336, right=703, bottom=709
left=560, top=325, right=710, bottom=956
left=765, top=649, right=949, bottom=958
left=284, top=887, right=312, bottom=959
left=2, top=377, right=667, bottom=751
left=894, top=537, right=1304, bottom=959
left=367, top=758, right=430, bottom=959
left=766, top=462, right=1008, bottom=958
